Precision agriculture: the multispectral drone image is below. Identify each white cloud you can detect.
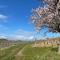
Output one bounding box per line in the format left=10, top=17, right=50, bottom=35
left=0, top=14, right=8, bottom=20
left=0, top=29, right=36, bottom=40
left=28, top=36, right=34, bottom=40
left=12, top=29, right=35, bottom=40
left=3, top=29, right=35, bottom=40
left=0, top=35, right=7, bottom=39
left=15, top=29, right=35, bottom=36
left=0, top=33, right=8, bottom=39
left=0, top=14, right=8, bottom=23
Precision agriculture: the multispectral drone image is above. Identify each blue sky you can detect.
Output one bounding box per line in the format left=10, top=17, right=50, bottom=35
left=0, top=0, right=60, bottom=40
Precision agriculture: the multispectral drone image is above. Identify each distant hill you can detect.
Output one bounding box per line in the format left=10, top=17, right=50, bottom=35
left=0, top=38, right=8, bottom=42
left=0, top=39, right=22, bottom=48
left=0, top=38, right=30, bottom=48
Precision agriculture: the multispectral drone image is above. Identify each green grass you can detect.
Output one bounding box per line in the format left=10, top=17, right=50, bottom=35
left=0, top=44, right=60, bottom=60
left=19, top=46, right=60, bottom=60
left=0, top=44, right=26, bottom=60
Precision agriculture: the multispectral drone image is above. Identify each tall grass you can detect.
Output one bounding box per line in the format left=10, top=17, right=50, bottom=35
left=0, top=44, right=60, bottom=60
left=19, top=46, right=60, bottom=60
left=0, top=44, right=25, bottom=60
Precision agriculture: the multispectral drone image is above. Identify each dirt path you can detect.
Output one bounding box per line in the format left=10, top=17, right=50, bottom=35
left=15, top=45, right=27, bottom=59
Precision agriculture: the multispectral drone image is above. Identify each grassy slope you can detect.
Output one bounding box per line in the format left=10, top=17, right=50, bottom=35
left=0, top=44, right=26, bottom=60
left=19, top=45, right=60, bottom=60
left=0, top=44, right=60, bottom=60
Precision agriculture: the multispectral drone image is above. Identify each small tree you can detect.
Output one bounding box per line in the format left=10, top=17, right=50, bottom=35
left=31, top=0, right=60, bottom=53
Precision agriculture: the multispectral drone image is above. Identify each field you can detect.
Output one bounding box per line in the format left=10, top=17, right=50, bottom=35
left=0, top=43, right=60, bottom=60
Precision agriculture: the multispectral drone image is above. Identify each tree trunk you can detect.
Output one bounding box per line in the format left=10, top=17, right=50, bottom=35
left=58, top=44, right=60, bottom=54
